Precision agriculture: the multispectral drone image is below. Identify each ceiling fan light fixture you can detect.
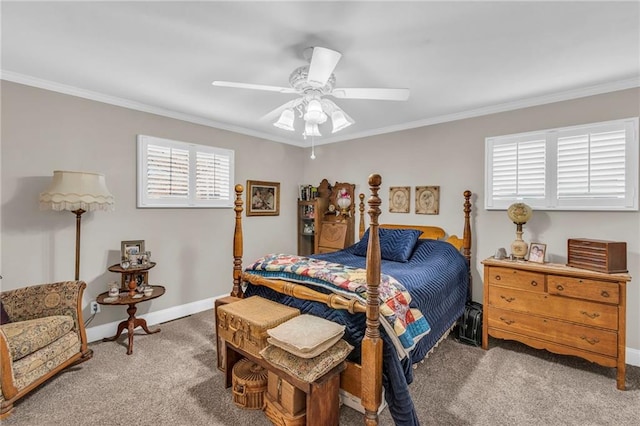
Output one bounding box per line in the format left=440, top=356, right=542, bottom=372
left=304, top=122, right=321, bottom=138
left=273, top=109, right=295, bottom=131
left=303, top=99, right=327, bottom=124
left=331, top=109, right=353, bottom=133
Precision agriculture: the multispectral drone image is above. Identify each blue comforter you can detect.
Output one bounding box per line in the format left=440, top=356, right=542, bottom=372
left=243, top=238, right=468, bottom=425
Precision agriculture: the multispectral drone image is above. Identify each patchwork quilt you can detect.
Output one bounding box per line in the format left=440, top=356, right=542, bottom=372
left=245, top=253, right=431, bottom=358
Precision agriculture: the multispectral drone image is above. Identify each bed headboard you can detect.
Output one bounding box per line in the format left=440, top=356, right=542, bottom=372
left=358, top=190, right=473, bottom=299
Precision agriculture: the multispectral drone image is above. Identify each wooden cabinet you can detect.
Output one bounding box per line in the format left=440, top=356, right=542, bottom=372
left=297, top=179, right=356, bottom=256
left=482, top=258, right=631, bottom=390
left=317, top=222, right=348, bottom=254
left=567, top=238, right=627, bottom=273
left=298, top=200, right=319, bottom=256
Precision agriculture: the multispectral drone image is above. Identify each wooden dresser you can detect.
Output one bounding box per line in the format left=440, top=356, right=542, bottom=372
left=482, top=257, right=632, bottom=390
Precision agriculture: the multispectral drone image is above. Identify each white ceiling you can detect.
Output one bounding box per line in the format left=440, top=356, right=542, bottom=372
left=2, top=1, right=639, bottom=147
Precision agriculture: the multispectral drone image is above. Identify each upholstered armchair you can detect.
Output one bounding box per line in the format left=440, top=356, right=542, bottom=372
left=0, top=281, right=93, bottom=418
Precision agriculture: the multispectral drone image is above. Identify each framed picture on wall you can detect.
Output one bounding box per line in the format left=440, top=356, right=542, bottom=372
left=389, top=186, right=410, bottom=213
left=415, top=186, right=440, bottom=215
left=246, top=180, right=280, bottom=216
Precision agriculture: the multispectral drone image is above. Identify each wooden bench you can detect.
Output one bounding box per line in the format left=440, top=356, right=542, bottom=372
left=224, top=342, right=344, bottom=426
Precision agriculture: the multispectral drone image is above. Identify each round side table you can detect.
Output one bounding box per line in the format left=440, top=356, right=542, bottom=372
left=97, top=285, right=165, bottom=355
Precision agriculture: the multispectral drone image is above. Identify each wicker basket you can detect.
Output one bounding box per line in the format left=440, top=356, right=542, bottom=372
left=264, top=393, right=306, bottom=426
left=217, top=296, right=300, bottom=358
left=231, top=358, right=268, bottom=410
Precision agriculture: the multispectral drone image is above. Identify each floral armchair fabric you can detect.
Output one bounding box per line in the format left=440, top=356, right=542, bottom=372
left=0, top=281, right=93, bottom=418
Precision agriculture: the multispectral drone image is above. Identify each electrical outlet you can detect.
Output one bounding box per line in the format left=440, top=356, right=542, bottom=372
left=90, top=301, right=100, bottom=314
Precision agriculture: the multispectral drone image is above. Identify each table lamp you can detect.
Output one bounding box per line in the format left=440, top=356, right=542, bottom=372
left=336, top=188, right=352, bottom=217
left=507, top=202, right=533, bottom=260
left=40, top=171, right=115, bottom=280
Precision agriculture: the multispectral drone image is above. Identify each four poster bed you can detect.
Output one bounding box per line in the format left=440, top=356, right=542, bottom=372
left=227, top=174, right=472, bottom=425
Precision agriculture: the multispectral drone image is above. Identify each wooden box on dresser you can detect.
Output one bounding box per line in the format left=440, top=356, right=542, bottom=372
left=482, top=257, right=632, bottom=390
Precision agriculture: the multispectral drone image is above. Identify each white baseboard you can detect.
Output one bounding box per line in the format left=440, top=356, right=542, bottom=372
left=85, top=293, right=227, bottom=343
left=86, top=295, right=640, bottom=368
left=627, top=347, right=640, bottom=367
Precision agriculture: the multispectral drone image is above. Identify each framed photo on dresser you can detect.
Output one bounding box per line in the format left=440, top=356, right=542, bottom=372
left=528, top=243, right=546, bottom=263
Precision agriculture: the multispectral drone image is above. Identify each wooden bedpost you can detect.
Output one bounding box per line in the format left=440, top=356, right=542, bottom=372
left=358, top=193, right=366, bottom=239
left=362, top=174, right=383, bottom=425
left=462, top=190, right=472, bottom=301
left=231, top=184, right=244, bottom=298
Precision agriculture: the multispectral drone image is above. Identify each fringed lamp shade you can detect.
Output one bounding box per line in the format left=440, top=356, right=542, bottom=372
left=39, top=171, right=114, bottom=212
left=39, top=171, right=114, bottom=280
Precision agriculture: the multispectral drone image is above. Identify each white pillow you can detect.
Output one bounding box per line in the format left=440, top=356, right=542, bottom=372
left=267, top=314, right=345, bottom=358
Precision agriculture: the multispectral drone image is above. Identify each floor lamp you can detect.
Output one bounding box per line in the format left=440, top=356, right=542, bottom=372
left=40, top=171, right=115, bottom=280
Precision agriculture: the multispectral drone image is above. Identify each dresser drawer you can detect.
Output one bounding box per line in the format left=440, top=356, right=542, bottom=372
left=488, top=287, right=618, bottom=330
left=487, top=267, right=545, bottom=293
left=488, top=307, right=617, bottom=357
left=547, top=275, right=619, bottom=304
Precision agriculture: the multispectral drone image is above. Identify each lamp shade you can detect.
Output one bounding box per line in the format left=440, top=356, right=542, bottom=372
left=304, top=122, right=322, bottom=137
left=303, top=99, right=327, bottom=124
left=331, top=110, right=353, bottom=133
left=273, top=109, right=295, bottom=131
left=507, top=202, right=532, bottom=224
left=40, top=171, right=115, bottom=212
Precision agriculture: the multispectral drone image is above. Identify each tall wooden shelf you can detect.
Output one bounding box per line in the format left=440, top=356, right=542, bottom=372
left=298, top=200, right=319, bottom=256
left=297, top=179, right=356, bottom=256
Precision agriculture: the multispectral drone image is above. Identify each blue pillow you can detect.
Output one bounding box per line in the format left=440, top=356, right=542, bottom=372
left=353, top=228, right=422, bottom=262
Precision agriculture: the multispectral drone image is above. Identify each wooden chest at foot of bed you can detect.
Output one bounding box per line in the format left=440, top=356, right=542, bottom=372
left=264, top=393, right=306, bottom=426
left=267, top=370, right=306, bottom=416
left=217, top=296, right=300, bottom=358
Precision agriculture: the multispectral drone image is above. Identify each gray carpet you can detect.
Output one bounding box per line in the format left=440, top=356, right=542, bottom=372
left=2, top=310, right=639, bottom=425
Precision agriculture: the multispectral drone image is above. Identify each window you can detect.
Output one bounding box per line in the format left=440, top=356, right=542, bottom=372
left=485, top=118, right=638, bottom=211
left=137, top=135, right=234, bottom=208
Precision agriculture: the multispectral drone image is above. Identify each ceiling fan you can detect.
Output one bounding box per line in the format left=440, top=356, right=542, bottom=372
left=212, top=46, right=410, bottom=138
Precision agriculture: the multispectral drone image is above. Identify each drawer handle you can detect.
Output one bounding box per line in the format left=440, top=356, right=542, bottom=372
left=500, top=295, right=515, bottom=303
left=499, top=317, right=515, bottom=325
left=601, top=291, right=610, bottom=298
left=556, top=284, right=564, bottom=291
left=495, top=275, right=501, bottom=281
left=530, top=280, right=538, bottom=287
left=580, top=335, right=600, bottom=346
left=580, top=311, right=600, bottom=320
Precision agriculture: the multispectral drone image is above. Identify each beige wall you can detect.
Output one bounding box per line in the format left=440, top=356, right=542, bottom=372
left=303, top=88, right=640, bottom=354
left=2, top=81, right=639, bottom=358
left=0, top=81, right=305, bottom=327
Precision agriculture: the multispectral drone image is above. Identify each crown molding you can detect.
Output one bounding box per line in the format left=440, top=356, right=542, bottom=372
left=2, top=70, right=638, bottom=148
left=316, top=76, right=640, bottom=146
left=0, top=70, right=308, bottom=147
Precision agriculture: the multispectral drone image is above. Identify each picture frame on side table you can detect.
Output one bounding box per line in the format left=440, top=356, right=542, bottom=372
left=246, top=180, right=280, bottom=216
left=121, top=240, right=145, bottom=260
left=389, top=186, right=410, bottom=213
left=528, top=243, right=546, bottom=263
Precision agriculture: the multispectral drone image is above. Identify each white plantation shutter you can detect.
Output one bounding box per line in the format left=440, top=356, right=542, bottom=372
left=195, top=150, right=231, bottom=201
left=557, top=128, right=626, bottom=201
left=490, top=139, right=546, bottom=201
left=146, top=144, right=189, bottom=199
left=138, top=135, right=234, bottom=208
left=486, top=118, right=638, bottom=211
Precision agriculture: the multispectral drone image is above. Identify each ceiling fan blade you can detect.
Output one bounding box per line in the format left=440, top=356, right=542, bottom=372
left=306, top=47, right=342, bottom=88
left=331, top=87, right=410, bottom=101
left=212, top=81, right=298, bottom=94
left=261, top=98, right=304, bottom=122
